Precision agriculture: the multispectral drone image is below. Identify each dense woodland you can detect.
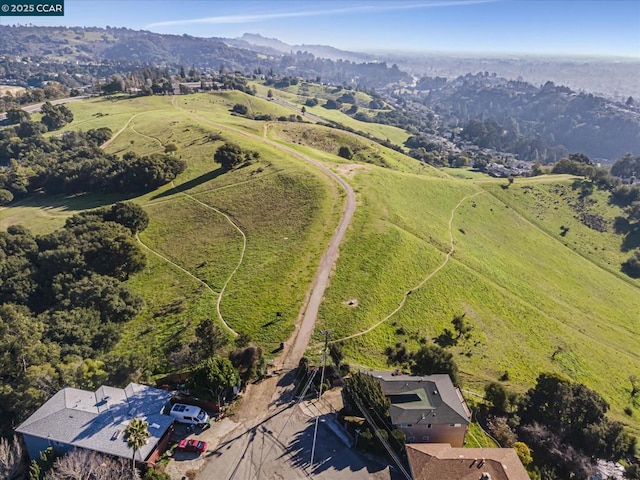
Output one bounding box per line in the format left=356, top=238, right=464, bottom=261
left=0, top=119, right=186, bottom=199
left=410, top=73, right=640, bottom=161
left=0, top=204, right=148, bottom=435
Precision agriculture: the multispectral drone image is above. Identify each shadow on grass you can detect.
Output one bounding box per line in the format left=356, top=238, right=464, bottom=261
left=151, top=167, right=227, bottom=200
left=8, top=190, right=138, bottom=214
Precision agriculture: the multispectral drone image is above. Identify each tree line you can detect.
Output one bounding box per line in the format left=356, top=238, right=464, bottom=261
left=0, top=125, right=186, bottom=201
left=483, top=374, right=637, bottom=479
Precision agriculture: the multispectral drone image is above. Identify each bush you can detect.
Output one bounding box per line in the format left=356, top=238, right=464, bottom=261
left=324, top=99, right=341, bottom=109
left=338, top=146, right=353, bottom=160
left=358, top=428, right=374, bottom=450
left=622, top=251, right=640, bottom=278
left=513, top=441, right=533, bottom=466
left=391, top=428, right=406, bottom=446
left=485, top=382, right=509, bottom=413
left=164, top=143, right=179, bottom=153
left=0, top=189, right=14, bottom=205
left=232, top=104, right=248, bottom=115
left=144, top=467, right=171, bottom=480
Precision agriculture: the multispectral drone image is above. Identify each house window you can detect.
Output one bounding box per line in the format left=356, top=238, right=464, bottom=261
left=407, top=436, right=415, bottom=442
left=399, top=424, right=413, bottom=428
left=450, top=423, right=462, bottom=427
left=427, top=424, right=432, bottom=429
left=421, top=436, right=429, bottom=441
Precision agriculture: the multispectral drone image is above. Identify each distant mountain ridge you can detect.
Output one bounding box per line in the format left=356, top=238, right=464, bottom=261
left=0, top=25, right=407, bottom=88
left=229, top=33, right=374, bottom=62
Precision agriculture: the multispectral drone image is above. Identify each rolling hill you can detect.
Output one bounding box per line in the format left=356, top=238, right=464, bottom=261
left=1, top=89, right=638, bottom=438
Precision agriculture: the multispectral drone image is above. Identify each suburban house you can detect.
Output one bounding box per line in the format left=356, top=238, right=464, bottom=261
left=367, top=371, right=472, bottom=446
left=16, top=382, right=174, bottom=465
left=406, top=443, right=530, bottom=480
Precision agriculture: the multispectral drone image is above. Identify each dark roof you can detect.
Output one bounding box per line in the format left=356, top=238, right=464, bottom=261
left=407, top=443, right=530, bottom=480
left=367, top=371, right=471, bottom=426
left=16, top=383, right=173, bottom=462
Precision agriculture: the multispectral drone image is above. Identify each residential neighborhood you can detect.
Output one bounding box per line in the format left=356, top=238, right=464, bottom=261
left=13, top=371, right=530, bottom=480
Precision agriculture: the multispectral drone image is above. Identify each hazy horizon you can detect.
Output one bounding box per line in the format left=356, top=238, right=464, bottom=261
left=2, top=0, right=639, bottom=60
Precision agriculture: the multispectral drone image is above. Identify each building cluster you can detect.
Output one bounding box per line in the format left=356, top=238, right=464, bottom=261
left=366, top=371, right=529, bottom=480
left=16, top=371, right=530, bottom=479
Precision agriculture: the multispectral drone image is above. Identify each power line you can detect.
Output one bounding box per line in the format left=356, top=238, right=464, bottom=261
left=310, top=330, right=330, bottom=470
left=253, top=363, right=320, bottom=480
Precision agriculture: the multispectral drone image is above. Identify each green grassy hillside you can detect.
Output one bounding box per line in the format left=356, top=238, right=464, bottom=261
left=314, top=167, right=640, bottom=431
left=251, top=82, right=410, bottom=146
left=0, top=92, right=341, bottom=370
left=2, top=91, right=638, bottom=434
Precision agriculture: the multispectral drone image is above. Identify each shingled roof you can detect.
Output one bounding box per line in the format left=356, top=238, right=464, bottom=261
left=367, top=371, right=471, bottom=426
left=16, top=383, right=173, bottom=462
left=407, top=443, right=530, bottom=480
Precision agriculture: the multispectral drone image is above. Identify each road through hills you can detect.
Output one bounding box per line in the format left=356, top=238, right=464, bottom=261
left=170, top=97, right=356, bottom=374
left=167, top=97, right=362, bottom=479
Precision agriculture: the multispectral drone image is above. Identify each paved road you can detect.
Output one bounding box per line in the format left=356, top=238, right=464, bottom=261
left=0, top=95, right=90, bottom=121
left=195, top=394, right=390, bottom=480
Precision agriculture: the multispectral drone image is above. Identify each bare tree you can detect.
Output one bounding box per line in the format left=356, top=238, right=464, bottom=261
left=44, top=449, right=136, bottom=480
left=0, top=436, right=27, bottom=480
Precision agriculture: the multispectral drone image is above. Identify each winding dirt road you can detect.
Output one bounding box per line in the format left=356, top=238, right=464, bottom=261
left=170, top=97, right=356, bottom=372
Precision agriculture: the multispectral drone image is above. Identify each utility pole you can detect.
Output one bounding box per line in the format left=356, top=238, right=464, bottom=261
left=310, top=330, right=330, bottom=471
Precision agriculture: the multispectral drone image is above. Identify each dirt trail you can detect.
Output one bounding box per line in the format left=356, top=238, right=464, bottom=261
left=170, top=97, right=356, bottom=429
left=331, top=190, right=484, bottom=343
left=135, top=233, right=238, bottom=337
left=100, top=113, right=140, bottom=149
left=171, top=183, right=245, bottom=338
left=130, top=124, right=165, bottom=150
left=171, top=97, right=356, bottom=371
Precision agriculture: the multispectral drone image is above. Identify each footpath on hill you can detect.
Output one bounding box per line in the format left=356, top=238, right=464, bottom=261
left=164, top=97, right=372, bottom=480
left=170, top=96, right=356, bottom=416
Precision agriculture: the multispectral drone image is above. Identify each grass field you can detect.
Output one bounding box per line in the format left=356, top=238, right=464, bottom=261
left=2, top=91, right=639, bottom=435
left=1, top=92, right=342, bottom=371
left=313, top=165, right=640, bottom=431
left=251, top=82, right=410, bottom=146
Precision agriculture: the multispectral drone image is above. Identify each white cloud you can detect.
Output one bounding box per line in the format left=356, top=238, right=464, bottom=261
left=145, top=0, right=497, bottom=28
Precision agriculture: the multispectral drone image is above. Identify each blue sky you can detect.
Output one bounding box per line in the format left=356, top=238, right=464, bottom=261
left=3, top=0, right=640, bottom=58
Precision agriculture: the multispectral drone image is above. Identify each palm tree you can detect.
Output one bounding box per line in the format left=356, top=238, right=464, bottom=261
left=125, top=418, right=149, bottom=477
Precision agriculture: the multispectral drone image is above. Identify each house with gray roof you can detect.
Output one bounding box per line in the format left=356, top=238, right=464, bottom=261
left=16, top=383, right=174, bottom=465
left=367, top=371, right=472, bottom=446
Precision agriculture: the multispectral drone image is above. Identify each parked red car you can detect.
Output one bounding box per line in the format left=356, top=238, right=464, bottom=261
left=177, top=438, right=208, bottom=454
